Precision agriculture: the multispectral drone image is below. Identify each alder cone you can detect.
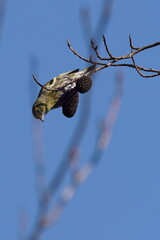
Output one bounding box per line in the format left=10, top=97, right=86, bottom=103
left=62, top=90, right=79, bottom=118
left=76, top=76, right=92, bottom=94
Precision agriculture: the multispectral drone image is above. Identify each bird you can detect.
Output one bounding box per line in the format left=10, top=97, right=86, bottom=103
left=32, top=65, right=96, bottom=121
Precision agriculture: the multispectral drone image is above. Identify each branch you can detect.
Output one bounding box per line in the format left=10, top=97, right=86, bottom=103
left=67, top=40, right=99, bottom=65
left=33, top=35, right=160, bottom=95
left=67, top=35, right=160, bottom=78
left=32, top=75, right=52, bottom=91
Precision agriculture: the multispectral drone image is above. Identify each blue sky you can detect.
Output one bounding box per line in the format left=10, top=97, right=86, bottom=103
left=1, top=0, right=160, bottom=240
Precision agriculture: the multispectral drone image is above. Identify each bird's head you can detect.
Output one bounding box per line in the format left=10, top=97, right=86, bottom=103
left=32, top=102, right=48, bottom=122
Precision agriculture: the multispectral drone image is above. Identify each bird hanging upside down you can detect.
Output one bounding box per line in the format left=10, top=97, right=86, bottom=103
left=32, top=65, right=96, bottom=121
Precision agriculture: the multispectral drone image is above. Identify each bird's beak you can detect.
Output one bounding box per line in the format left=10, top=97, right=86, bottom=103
left=40, top=114, right=45, bottom=122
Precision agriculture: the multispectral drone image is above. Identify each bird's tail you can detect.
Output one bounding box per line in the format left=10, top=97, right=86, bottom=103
left=82, top=64, right=96, bottom=77
left=75, top=64, right=96, bottom=79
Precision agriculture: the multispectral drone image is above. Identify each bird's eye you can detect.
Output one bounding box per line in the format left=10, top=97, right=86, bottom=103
left=36, top=109, right=41, bottom=116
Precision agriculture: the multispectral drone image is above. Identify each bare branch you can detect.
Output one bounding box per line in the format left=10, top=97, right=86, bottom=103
left=67, top=35, right=160, bottom=78
left=32, top=75, right=53, bottom=91
left=129, top=35, right=139, bottom=50
left=91, top=39, right=104, bottom=60
left=67, top=40, right=99, bottom=65
left=34, top=34, right=160, bottom=94
left=102, top=34, right=115, bottom=59
left=130, top=55, right=160, bottom=78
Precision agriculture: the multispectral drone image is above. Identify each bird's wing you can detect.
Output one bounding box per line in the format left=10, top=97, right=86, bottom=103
left=49, top=69, right=79, bottom=91
left=67, top=69, right=79, bottom=75
left=58, top=69, right=79, bottom=78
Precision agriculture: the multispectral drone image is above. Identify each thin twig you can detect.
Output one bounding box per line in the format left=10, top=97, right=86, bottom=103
left=102, top=34, right=115, bottom=59
left=32, top=75, right=52, bottom=91
left=129, top=35, right=139, bottom=50
left=67, top=40, right=99, bottom=65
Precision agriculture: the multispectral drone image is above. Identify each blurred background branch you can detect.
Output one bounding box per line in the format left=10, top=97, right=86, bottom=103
left=29, top=56, right=46, bottom=198
left=27, top=1, right=122, bottom=240
left=0, top=0, right=7, bottom=39
left=40, top=71, right=123, bottom=228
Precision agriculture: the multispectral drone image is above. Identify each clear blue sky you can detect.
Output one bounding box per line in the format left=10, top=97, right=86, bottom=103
left=1, top=0, right=160, bottom=240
